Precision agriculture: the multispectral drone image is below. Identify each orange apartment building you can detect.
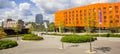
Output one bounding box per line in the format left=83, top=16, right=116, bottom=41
left=55, top=2, right=120, bottom=32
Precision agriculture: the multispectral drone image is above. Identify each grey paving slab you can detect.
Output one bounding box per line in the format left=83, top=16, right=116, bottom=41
left=0, top=35, right=120, bottom=54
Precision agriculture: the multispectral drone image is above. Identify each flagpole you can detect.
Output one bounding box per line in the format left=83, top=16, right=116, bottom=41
left=98, top=0, right=101, bottom=37
left=99, top=22, right=101, bottom=37
left=98, top=9, right=102, bottom=37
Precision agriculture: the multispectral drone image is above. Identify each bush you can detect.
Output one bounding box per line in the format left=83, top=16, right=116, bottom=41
left=61, top=35, right=95, bottom=43
left=49, top=33, right=120, bottom=37
left=22, top=34, right=43, bottom=40
left=48, top=33, right=80, bottom=36
left=0, top=30, right=7, bottom=38
left=0, top=40, right=18, bottom=50
left=92, top=33, right=120, bottom=37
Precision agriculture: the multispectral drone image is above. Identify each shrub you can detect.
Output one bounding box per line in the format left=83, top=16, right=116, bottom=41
left=48, top=33, right=64, bottom=36
left=92, top=33, right=120, bottom=37
left=0, top=30, right=7, bottom=38
left=49, top=33, right=120, bottom=37
left=0, top=40, right=18, bottom=50
left=22, top=34, right=43, bottom=40
left=61, top=35, right=95, bottom=43
left=48, top=33, right=80, bottom=36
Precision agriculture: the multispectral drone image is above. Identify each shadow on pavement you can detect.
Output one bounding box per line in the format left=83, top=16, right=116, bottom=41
left=68, top=44, right=79, bottom=47
left=94, top=47, right=111, bottom=53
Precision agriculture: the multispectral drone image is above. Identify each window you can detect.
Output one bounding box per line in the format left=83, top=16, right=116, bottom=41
left=76, top=10, right=78, bottom=13
left=104, top=16, right=107, bottom=19
left=93, top=8, right=96, bottom=12
left=69, top=15, right=71, bottom=17
left=115, top=6, right=119, bottom=9
left=98, top=8, right=101, bottom=10
left=69, top=22, right=71, bottom=24
left=84, top=10, right=86, bottom=12
left=64, top=12, right=67, bottom=14
left=72, top=14, right=74, bottom=17
left=84, top=14, right=86, bottom=16
left=110, top=20, right=113, bottom=23
left=80, top=10, right=82, bottom=13
left=109, top=11, right=112, bottom=14
left=76, top=21, right=79, bottom=24
left=109, top=6, right=112, bottom=10
left=80, top=21, right=82, bottom=24
left=80, top=18, right=82, bottom=20
left=104, top=20, right=107, bottom=23
left=66, top=18, right=67, bottom=21
left=80, top=14, right=82, bottom=16
left=116, top=15, right=119, bottom=19
left=115, top=11, right=118, bottom=14
left=116, top=20, right=119, bottom=23
left=76, top=18, right=78, bottom=20
left=103, top=7, right=106, bottom=10
left=69, top=12, right=71, bottom=14
left=72, top=11, right=74, bottom=13
left=88, top=13, right=90, bottom=15
left=66, top=22, right=67, bottom=24
left=109, top=16, right=112, bottom=18
left=76, top=14, right=78, bottom=17
left=88, top=9, right=91, bottom=13
left=69, top=18, right=71, bottom=20
left=103, top=11, right=106, bottom=14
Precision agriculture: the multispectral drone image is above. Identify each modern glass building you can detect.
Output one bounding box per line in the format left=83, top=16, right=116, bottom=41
left=35, top=14, right=43, bottom=24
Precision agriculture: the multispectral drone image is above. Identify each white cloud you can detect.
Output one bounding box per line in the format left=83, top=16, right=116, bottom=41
left=0, top=1, right=33, bottom=22
left=31, top=0, right=115, bottom=14
left=1, top=0, right=120, bottom=22
left=30, top=0, right=69, bottom=22
left=19, top=3, right=32, bottom=16
left=0, top=0, right=17, bottom=8
left=19, top=3, right=30, bottom=11
left=31, top=0, right=68, bottom=14
left=4, top=10, right=16, bottom=16
left=11, top=1, right=17, bottom=8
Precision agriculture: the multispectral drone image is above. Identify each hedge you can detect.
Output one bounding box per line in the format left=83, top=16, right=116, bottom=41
left=92, top=33, right=120, bottom=37
left=0, top=40, right=18, bottom=50
left=22, top=34, right=43, bottom=40
left=49, top=33, right=120, bottom=37
left=61, top=36, right=96, bottom=43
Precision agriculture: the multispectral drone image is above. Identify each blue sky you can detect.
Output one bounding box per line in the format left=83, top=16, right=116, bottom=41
left=0, top=0, right=120, bottom=22
left=11, top=0, right=36, bottom=7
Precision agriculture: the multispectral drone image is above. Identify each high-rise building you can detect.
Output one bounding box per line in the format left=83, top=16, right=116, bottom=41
left=35, top=14, right=43, bottom=24
left=43, top=20, right=49, bottom=23
left=55, top=2, right=120, bottom=28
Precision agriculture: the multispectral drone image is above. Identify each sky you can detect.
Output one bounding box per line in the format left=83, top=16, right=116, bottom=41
left=0, top=0, right=120, bottom=22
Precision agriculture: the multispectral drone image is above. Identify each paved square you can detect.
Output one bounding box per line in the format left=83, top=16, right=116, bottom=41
left=0, top=35, right=120, bottom=54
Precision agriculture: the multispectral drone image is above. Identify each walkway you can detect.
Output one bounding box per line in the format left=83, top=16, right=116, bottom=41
left=0, top=35, right=120, bottom=54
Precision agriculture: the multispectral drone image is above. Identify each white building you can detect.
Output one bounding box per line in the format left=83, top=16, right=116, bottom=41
left=3, top=19, right=17, bottom=29
left=2, top=19, right=25, bottom=29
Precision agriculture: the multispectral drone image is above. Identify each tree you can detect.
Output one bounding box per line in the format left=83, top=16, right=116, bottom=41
left=28, top=24, right=35, bottom=33
left=72, top=20, right=76, bottom=34
left=59, top=18, right=65, bottom=33
left=48, top=22, right=55, bottom=32
left=86, top=9, right=95, bottom=52
left=0, top=30, right=7, bottom=39
left=13, top=22, right=21, bottom=40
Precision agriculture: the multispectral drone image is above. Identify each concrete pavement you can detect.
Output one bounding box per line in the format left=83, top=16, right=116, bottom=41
left=0, top=35, right=120, bottom=54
